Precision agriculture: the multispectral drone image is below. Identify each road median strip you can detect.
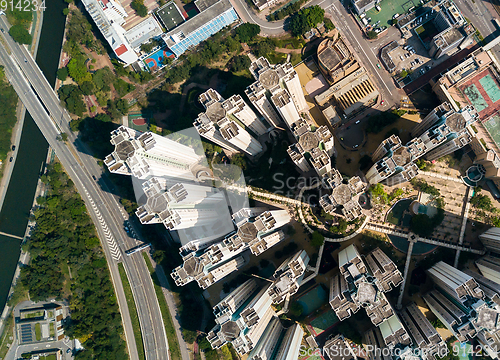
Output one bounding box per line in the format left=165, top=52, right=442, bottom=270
left=118, top=262, right=146, bottom=360
left=143, top=253, right=182, bottom=360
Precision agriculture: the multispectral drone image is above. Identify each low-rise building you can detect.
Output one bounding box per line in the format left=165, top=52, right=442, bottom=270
left=161, top=0, right=238, bottom=57
left=317, top=37, right=360, bottom=84
left=315, top=67, right=379, bottom=116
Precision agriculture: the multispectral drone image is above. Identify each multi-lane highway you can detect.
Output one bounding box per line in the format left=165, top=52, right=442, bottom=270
left=0, top=15, right=170, bottom=360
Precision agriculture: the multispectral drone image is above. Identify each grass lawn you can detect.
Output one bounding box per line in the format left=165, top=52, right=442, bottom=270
left=142, top=253, right=182, bottom=360
left=35, top=323, right=41, bottom=341
left=49, top=323, right=55, bottom=337
left=118, top=263, right=146, bottom=360
left=23, top=310, right=44, bottom=319
left=45, top=354, right=57, bottom=360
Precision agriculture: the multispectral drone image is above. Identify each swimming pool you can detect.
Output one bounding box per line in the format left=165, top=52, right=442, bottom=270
left=296, top=285, right=328, bottom=316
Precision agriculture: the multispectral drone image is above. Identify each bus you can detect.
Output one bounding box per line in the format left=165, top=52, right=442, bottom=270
left=125, top=243, right=151, bottom=256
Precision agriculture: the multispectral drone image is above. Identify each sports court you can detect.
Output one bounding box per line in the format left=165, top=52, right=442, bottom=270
left=143, top=47, right=175, bottom=71
left=308, top=309, right=339, bottom=336
left=484, top=115, right=500, bottom=148
left=128, top=112, right=151, bottom=132
left=459, top=68, right=500, bottom=120
left=365, top=0, right=419, bottom=27
left=296, top=285, right=328, bottom=316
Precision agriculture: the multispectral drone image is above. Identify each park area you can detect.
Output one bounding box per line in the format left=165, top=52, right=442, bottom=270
left=365, top=0, right=420, bottom=27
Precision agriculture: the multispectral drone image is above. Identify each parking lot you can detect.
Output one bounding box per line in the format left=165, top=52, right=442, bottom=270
left=365, top=0, right=421, bottom=27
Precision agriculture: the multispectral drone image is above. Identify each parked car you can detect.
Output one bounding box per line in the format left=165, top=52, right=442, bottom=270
left=9, top=157, right=13, bottom=162
left=355, top=120, right=361, bottom=124
left=380, top=100, right=385, bottom=105
left=11, top=145, right=15, bottom=151
left=376, top=63, right=381, bottom=69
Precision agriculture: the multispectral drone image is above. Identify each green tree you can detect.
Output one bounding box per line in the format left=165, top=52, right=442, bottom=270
left=366, top=30, right=378, bottom=39
left=152, top=250, right=165, bottom=263
left=470, top=194, right=493, bottom=211
left=63, top=8, right=69, bottom=16
left=230, top=55, right=251, bottom=73
left=57, top=67, right=68, bottom=81
left=289, top=302, right=303, bottom=317
left=289, top=13, right=310, bottom=36
left=131, top=0, right=148, bottom=17
left=80, top=81, right=95, bottom=96
left=254, top=39, right=275, bottom=57
left=9, top=25, right=32, bottom=45
left=58, top=84, right=86, bottom=116
left=399, top=69, right=408, bottom=78
left=311, top=231, right=324, bottom=247
left=67, top=57, right=92, bottom=84
left=370, top=183, right=389, bottom=204
left=235, top=23, right=261, bottom=43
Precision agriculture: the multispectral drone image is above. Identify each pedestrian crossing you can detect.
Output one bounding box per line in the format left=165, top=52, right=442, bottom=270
left=82, top=185, right=122, bottom=261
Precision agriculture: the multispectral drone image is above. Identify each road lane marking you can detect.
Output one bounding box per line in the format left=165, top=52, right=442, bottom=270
left=331, top=4, right=393, bottom=96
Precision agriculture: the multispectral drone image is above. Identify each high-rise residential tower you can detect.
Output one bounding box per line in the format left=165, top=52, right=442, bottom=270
left=194, top=89, right=263, bottom=156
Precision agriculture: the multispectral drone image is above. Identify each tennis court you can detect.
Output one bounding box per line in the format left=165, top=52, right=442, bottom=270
left=484, top=115, right=500, bottom=147
left=463, top=84, right=488, bottom=112
left=128, top=112, right=151, bottom=131
left=479, top=75, right=500, bottom=103
left=308, top=309, right=339, bottom=336
left=365, top=0, right=418, bottom=27
left=143, top=47, right=175, bottom=71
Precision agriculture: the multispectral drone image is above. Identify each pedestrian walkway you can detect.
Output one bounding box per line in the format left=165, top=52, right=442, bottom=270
left=0, top=232, right=23, bottom=240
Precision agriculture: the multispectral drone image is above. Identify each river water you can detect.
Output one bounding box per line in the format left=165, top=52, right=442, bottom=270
left=0, top=0, right=67, bottom=314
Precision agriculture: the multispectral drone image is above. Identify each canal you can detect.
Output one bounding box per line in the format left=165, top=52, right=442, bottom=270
left=0, top=0, right=67, bottom=313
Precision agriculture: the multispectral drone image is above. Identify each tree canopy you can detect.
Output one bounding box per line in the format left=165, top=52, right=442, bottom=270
left=230, top=55, right=251, bottom=73
left=9, top=25, right=32, bottom=44
left=311, top=231, right=325, bottom=247
left=289, top=5, right=325, bottom=36
left=22, top=163, right=127, bottom=359
left=470, top=193, right=493, bottom=211
left=235, top=23, right=261, bottom=43
left=366, top=30, right=378, bottom=39
left=58, top=84, right=86, bottom=117
left=131, top=0, right=148, bottom=17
